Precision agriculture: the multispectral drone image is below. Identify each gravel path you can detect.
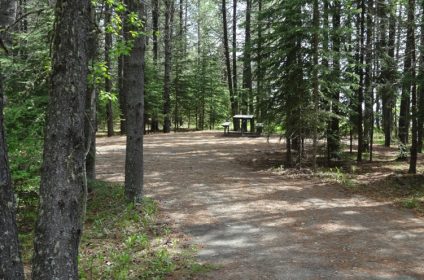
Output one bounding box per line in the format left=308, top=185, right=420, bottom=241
left=96, top=132, right=424, bottom=280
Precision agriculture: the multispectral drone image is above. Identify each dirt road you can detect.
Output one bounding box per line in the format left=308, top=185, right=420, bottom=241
left=96, top=132, right=424, bottom=279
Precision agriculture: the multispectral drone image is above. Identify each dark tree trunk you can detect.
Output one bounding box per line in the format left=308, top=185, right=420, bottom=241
left=152, top=0, right=159, bottom=63
left=105, top=4, right=114, bottom=137
left=32, top=0, right=90, bottom=278
left=408, top=0, right=417, bottom=173
left=356, top=0, right=365, bottom=162
left=124, top=0, right=145, bottom=202
left=312, top=0, right=319, bottom=171
left=119, top=54, right=127, bottom=135
left=242, top=0, right=252, bottom=115
left=0, top=70, right=25, bottom=280
left=380, top=0, right=394, bottom=147
left=222, top=0, right=235, bottom=128
left=85, top=9, right=99, bottom=182
left=399, top=1, right=413, bottom=145
left=255, top=0, right=263, bottom=121
left=0, top=2, right=24, bottom=278
left=417, top=0, right=424, bottom=153
left=232, top=0, right=239, bottom=131
left=174, top=0, right=184, bottom=132
left=364, top=0, right=373, bottom=154
left=163, top=0, right=173, bottom=133
left=328, top=0, right=341, bottom=159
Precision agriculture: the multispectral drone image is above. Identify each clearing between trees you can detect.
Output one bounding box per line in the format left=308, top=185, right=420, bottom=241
left=97, top=132, right=424, bottom=279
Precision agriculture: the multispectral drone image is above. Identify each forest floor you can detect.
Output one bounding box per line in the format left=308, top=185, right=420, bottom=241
left=97, top=131, right=424, bottom=279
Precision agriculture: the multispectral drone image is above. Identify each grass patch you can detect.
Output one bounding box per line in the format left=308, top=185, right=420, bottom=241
left=318, top=167, right=356, bottom=188
left=17, top=180, right=212, bottom=279
left=349, top=174, right=424, bottom=215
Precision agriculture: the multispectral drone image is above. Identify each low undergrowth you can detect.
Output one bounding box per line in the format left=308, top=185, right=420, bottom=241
left=349, top=174, right=424, bottom=215
left=17, top=180, right=213, bottom=279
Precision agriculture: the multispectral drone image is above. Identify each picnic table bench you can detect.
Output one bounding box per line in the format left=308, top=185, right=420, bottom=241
left=222, top=122, right=231, bottom=135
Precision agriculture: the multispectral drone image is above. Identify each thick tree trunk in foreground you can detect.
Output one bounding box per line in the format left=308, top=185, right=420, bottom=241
left=32, top=1, right=90, bottom=278
left=0, top=1, right=24, bottom=278
left=124, top=0, right=145, bottom=202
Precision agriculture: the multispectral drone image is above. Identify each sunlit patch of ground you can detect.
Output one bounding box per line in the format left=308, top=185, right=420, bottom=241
left=97, top=131, right=424, bottom=279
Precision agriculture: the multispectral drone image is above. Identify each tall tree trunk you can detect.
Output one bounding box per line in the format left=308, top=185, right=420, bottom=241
left=174, top=0, right=184, bottom=132
left=124, top=0, right=145, bottom=201
left=222, top=0, right=235, bottom=126
left=255, top=0, right=263, bottom=121
left=32, top=0, right=90, bottom=278
left=0, top=79, right=24, bottom=280
left=0, top=1, right=24, bottom=278
left=364, top=0, right=373, bottom=154
left=150, top=0, right=159, bottom=132
left=163, top=0, right=173, bottom=133
left=408, top=0, right=417, bottom=173
left=118, top=54, right=127, bottom=134
left=152, top=0, right=159, bottom=63
left=417, top=0, right=424, bottom=153
left=105, top=4, right=114, bottom=137
left=399, top=1, right=413, bottom=145
left=312, top=0, right=319, bottom=171
left=232, top=0, right=238, bottom=129
left=380, top=0, right=392, bottom=147
left=356, top=0, right=365, bottom=162
left=85, top=8, right=99, bottom=181
left=242, top=0, right=252, bottom=115
left=328, top=0, right=341, bottom=160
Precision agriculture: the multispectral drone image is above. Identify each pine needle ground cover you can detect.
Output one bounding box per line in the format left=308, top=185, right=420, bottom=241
left=17, top=181, right=214, bottom=279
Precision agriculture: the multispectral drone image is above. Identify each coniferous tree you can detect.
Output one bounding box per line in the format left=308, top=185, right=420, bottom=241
left=32, top=0, right=91, bottom=278
left=124, top=0, right=145, bottom=201
left=408, top=0, right=417, bottom=173
left=163, top=0, right=173, bottom=133
left=0, top=2, right=25, bottom=278
left=105, top=3, right=114, bottom=137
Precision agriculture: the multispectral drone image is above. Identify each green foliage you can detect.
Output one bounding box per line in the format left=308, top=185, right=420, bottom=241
left=77, top=181, right=212, bottom=280
left=397, top=143, right=409, bottom=161
left=2, top=1, right=53, bottom=196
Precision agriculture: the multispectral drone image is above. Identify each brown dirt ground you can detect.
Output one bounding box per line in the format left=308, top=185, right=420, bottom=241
left=96, top=132, right=424, bottom=280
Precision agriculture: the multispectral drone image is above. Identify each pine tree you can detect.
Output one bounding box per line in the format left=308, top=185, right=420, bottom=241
left=32, top=0, right=91, bottom=277
left=124, top=0, right=145, bottom=201
left=0, top=3, right=24, bottom=278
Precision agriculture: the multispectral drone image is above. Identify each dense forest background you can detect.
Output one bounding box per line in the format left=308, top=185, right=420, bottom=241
left=3, top=0, right=424, bottom=182
left=1, top=0, right=424, bottom=278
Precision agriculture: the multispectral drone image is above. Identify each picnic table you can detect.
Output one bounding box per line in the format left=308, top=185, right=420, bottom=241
left=233, top=115, right=255, bottom=133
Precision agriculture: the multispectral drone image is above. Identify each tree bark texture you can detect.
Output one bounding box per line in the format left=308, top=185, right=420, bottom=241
left=32, top=1, right=90, bottom=278
left=105, top=3, right=114, bottom=137
left=163, top=0, right=173, bottom=133
left=242, top=0, right=252, bottom=115
left=124, top=0, right=145, bottom=202
left=0, top=70, right=24, bottom=280
left=0, top=1, right=24, bottom=278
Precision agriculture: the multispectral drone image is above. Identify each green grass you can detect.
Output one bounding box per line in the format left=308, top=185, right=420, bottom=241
left=17, top=180, right=213, bottom=279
